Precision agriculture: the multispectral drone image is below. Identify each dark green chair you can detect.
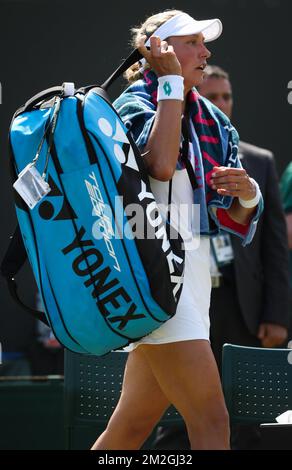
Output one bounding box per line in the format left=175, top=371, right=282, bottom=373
left=0, top=376, right=64, bottom=449
left=222, top=344, right=292, bottom=425
left=64, top=349, right=183, bottom=449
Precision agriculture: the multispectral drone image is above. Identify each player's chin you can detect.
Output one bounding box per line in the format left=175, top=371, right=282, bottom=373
left=191, top=69, right=205, bottom=87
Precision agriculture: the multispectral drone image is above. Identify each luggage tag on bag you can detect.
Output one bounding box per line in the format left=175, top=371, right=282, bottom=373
left=12, top=93, right=66, bottom=209
left=12, top=94, right=63, bottom=210
left=13, top=163, right=51, bottom=209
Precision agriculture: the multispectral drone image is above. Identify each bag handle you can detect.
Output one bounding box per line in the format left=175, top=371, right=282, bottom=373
left=18, top=48, right=145, bottom=116
left=78, top=48, right=144, bottom=95
left=16, top=86, right=64, bottom=116
left=102, top=48, right=143, bottom=90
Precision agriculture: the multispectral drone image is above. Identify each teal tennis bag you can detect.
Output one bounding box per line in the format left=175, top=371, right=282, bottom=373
left=3, top=49, right=184, bottom=355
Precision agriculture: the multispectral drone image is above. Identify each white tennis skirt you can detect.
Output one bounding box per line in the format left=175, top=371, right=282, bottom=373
left=123, top=237, right=211, bottom=352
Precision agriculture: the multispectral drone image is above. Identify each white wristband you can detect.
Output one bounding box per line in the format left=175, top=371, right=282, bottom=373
left=239, top=179, right=261, bottom=208
left=157, top=75, right=184, bottom=101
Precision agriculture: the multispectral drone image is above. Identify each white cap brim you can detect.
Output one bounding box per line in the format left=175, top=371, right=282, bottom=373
left=179, top=18, right=223, bottom=43
left=145, top=13, right=223, bottom=47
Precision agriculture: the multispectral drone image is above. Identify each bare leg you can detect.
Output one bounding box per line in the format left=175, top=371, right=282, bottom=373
left=91, top=347, right=170, bottom=450
left=91, top=340, right=229, bottom=450
left=140, top=340, right=230, bottom=450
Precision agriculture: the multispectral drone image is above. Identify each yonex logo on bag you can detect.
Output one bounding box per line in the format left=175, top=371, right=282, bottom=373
left=38, top=175, right=77, bottom=221
left=98, top=117, right=138, bottom=171
left=62, top=226, right=145, bottom=330
left=138, top=181, right=184, bottom=300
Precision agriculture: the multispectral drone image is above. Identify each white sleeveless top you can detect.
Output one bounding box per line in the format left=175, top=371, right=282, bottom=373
left=123, top=168, right=211, bottom=352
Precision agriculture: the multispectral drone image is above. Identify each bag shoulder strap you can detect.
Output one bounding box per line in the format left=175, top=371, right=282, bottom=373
left=1, top=226, right=49, bottom=326
left=181, top=114, right=198, bottom=190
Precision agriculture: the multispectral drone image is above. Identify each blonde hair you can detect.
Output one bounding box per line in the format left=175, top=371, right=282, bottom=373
left=124, top=9, right=183, bottom=83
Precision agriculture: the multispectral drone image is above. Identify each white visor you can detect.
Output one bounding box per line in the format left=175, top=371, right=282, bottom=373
left=145, top=12, right=223, bottom=46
